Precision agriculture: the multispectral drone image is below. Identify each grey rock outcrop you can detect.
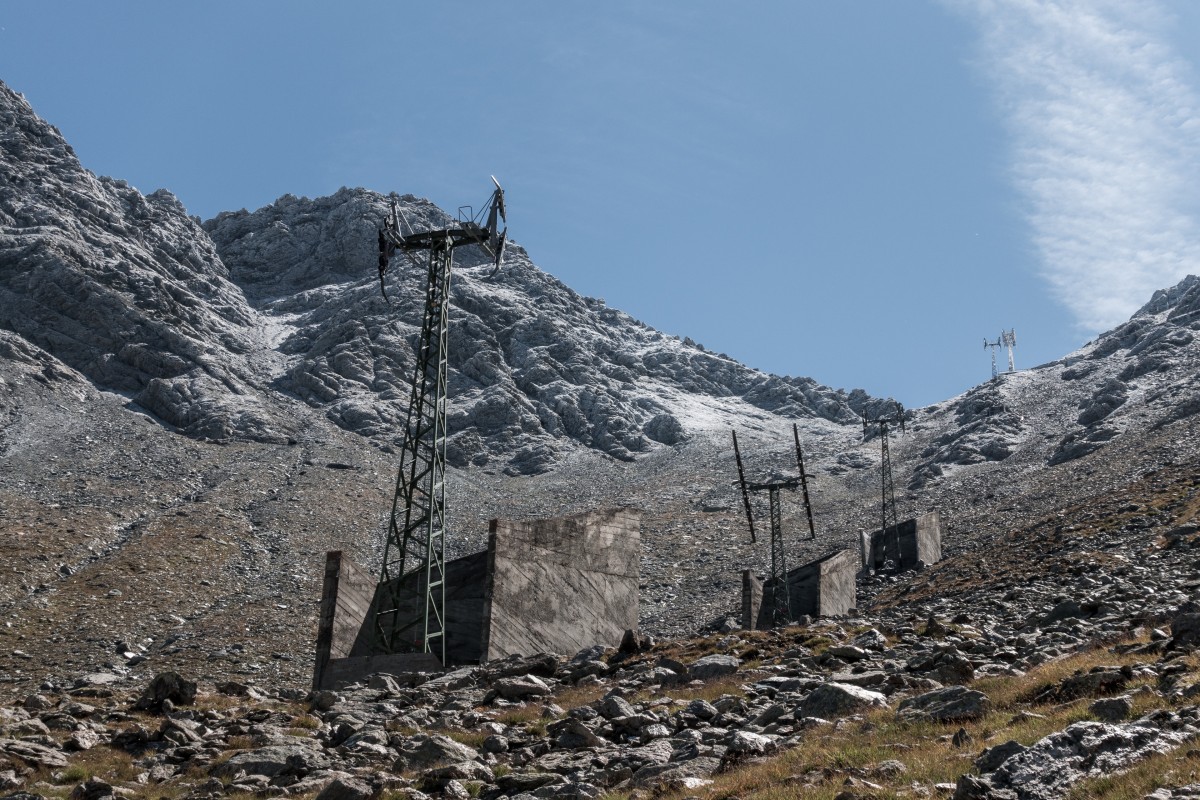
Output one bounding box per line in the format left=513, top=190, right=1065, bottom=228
left=797, top=682, right=888, bottom=718
left=965, top=714, right=1197, bottom=800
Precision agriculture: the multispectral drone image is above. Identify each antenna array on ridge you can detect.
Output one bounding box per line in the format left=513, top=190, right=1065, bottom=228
left=982, top=328, right=1017, bottom=379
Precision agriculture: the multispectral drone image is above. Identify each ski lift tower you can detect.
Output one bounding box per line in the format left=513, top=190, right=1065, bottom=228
left=732, top=424, right=818, bottom=626
left=373, top=178, right=507, bottom=663
left=862, top=402, right=905, bottom=553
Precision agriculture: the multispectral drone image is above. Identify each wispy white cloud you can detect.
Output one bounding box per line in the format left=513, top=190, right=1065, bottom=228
left=952, top=0, right=1200, bottom=331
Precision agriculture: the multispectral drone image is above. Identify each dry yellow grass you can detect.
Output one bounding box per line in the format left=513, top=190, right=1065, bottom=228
left=640, top=635, right=1191, bottom=800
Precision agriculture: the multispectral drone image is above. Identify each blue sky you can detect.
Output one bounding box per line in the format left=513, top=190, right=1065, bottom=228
left=3, top=1, right=1199, bottom=407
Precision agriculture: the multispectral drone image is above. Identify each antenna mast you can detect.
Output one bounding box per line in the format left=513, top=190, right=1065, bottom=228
left=1001, top=328, right=1017, bottom=372
left=373, top=179, right=507, bottom=663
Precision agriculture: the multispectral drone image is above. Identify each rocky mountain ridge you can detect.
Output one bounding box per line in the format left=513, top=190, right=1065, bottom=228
left=1, top=78, right=887, bottom=479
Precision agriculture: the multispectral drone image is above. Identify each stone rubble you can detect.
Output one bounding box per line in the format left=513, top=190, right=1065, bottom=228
left=5, top=552, right=1200, bottom=800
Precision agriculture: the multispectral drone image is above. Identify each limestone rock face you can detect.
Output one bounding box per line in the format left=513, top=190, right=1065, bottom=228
left=0, top=82, right=292, bottom=443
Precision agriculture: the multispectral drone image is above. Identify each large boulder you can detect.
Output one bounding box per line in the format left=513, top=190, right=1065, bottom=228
left=211, top=745, right=331, bottom=779
left=907, top=648, right=975, bottom=685
left=492, top=675, right=551, bottom=700
left=394, top=734, right=481, bottom=772
left=313, top=776, right=375, bottom=800
left=898, top=686, right=991, bottom=723
left=797, top=683, right=888, bottom=719
left=687, top=654, right=740, bottom=680
left=134, top=672, right=196, bottom=712
left=1168, top=603, right=1200, bottom=650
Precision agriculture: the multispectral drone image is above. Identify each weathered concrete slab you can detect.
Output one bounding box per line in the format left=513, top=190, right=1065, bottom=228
left=866, top=511, right=943, bottom=574
left=483, top=508, right=641, bottom=660
left=741, top=568, right=763, bottom=631
left=744, top=548, right=858, bottom=629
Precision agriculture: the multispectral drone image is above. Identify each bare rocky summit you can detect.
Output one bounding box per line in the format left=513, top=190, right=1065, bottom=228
left=4, top=78, right=1200, bottom=798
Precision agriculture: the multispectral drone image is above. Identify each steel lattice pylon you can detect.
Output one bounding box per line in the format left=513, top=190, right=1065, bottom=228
left=732, top=426, right=819, bottom=628
left=374, top=181, right=506, bottom=662
left=376, top=238, right=453, bottom=658
left=862, top=402, right=905, bottom=569
left=765, top=486, right=792, bottom=624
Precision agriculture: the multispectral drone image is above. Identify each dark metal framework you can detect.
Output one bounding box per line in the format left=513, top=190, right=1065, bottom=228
left=732, top=427, right=818, bottom=626
left=373, top=179, right=507, bottom=662
left=983, top=335, right=1001, bottom=380
left=862, top=402, right=905, bottom=568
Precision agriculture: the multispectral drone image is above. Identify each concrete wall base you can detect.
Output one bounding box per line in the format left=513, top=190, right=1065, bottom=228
left=742, top=548, right=857, bottom=630
left=866, top=511, right=943, bottom=574
left=313, top=509, right=641, bottom=689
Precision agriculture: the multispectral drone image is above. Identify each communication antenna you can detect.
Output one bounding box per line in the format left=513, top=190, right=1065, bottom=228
left=373, top=178, right=508, bottom=663
left=983, top=336, right=1001, bottom=380
left=862, top=401, right=905, bottom=563
left=1001, top=328, right=1017, bottom=373
left=731, top=429, right=815, bottom=625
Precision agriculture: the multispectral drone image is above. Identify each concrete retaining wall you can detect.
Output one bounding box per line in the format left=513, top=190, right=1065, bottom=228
left=742, top=548, right=857, bottom=629
left=313, top=508, right=641, bottom=689
left=866, top=511, right=943, bottom=573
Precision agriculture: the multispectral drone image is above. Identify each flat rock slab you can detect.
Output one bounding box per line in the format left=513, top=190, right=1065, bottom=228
left=0, top=738, right=68, bottom=768
left=211, top=744, right=331, bottom=779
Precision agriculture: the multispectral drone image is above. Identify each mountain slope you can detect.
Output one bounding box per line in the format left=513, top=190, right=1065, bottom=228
left=908, top=275, right=1200, bottom=489
left=203, top=188, right=885, bottom=473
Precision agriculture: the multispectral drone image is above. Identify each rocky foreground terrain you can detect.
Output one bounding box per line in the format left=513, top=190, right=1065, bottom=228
left=5, top=79, right=1200, bottom=798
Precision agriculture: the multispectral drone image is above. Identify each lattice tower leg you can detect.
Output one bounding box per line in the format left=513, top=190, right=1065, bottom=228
left=374, top=240, right=452, bottom=662
left=991, top=348, right=998, bottom=379
left=768, top=487, right=793, bottom=626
